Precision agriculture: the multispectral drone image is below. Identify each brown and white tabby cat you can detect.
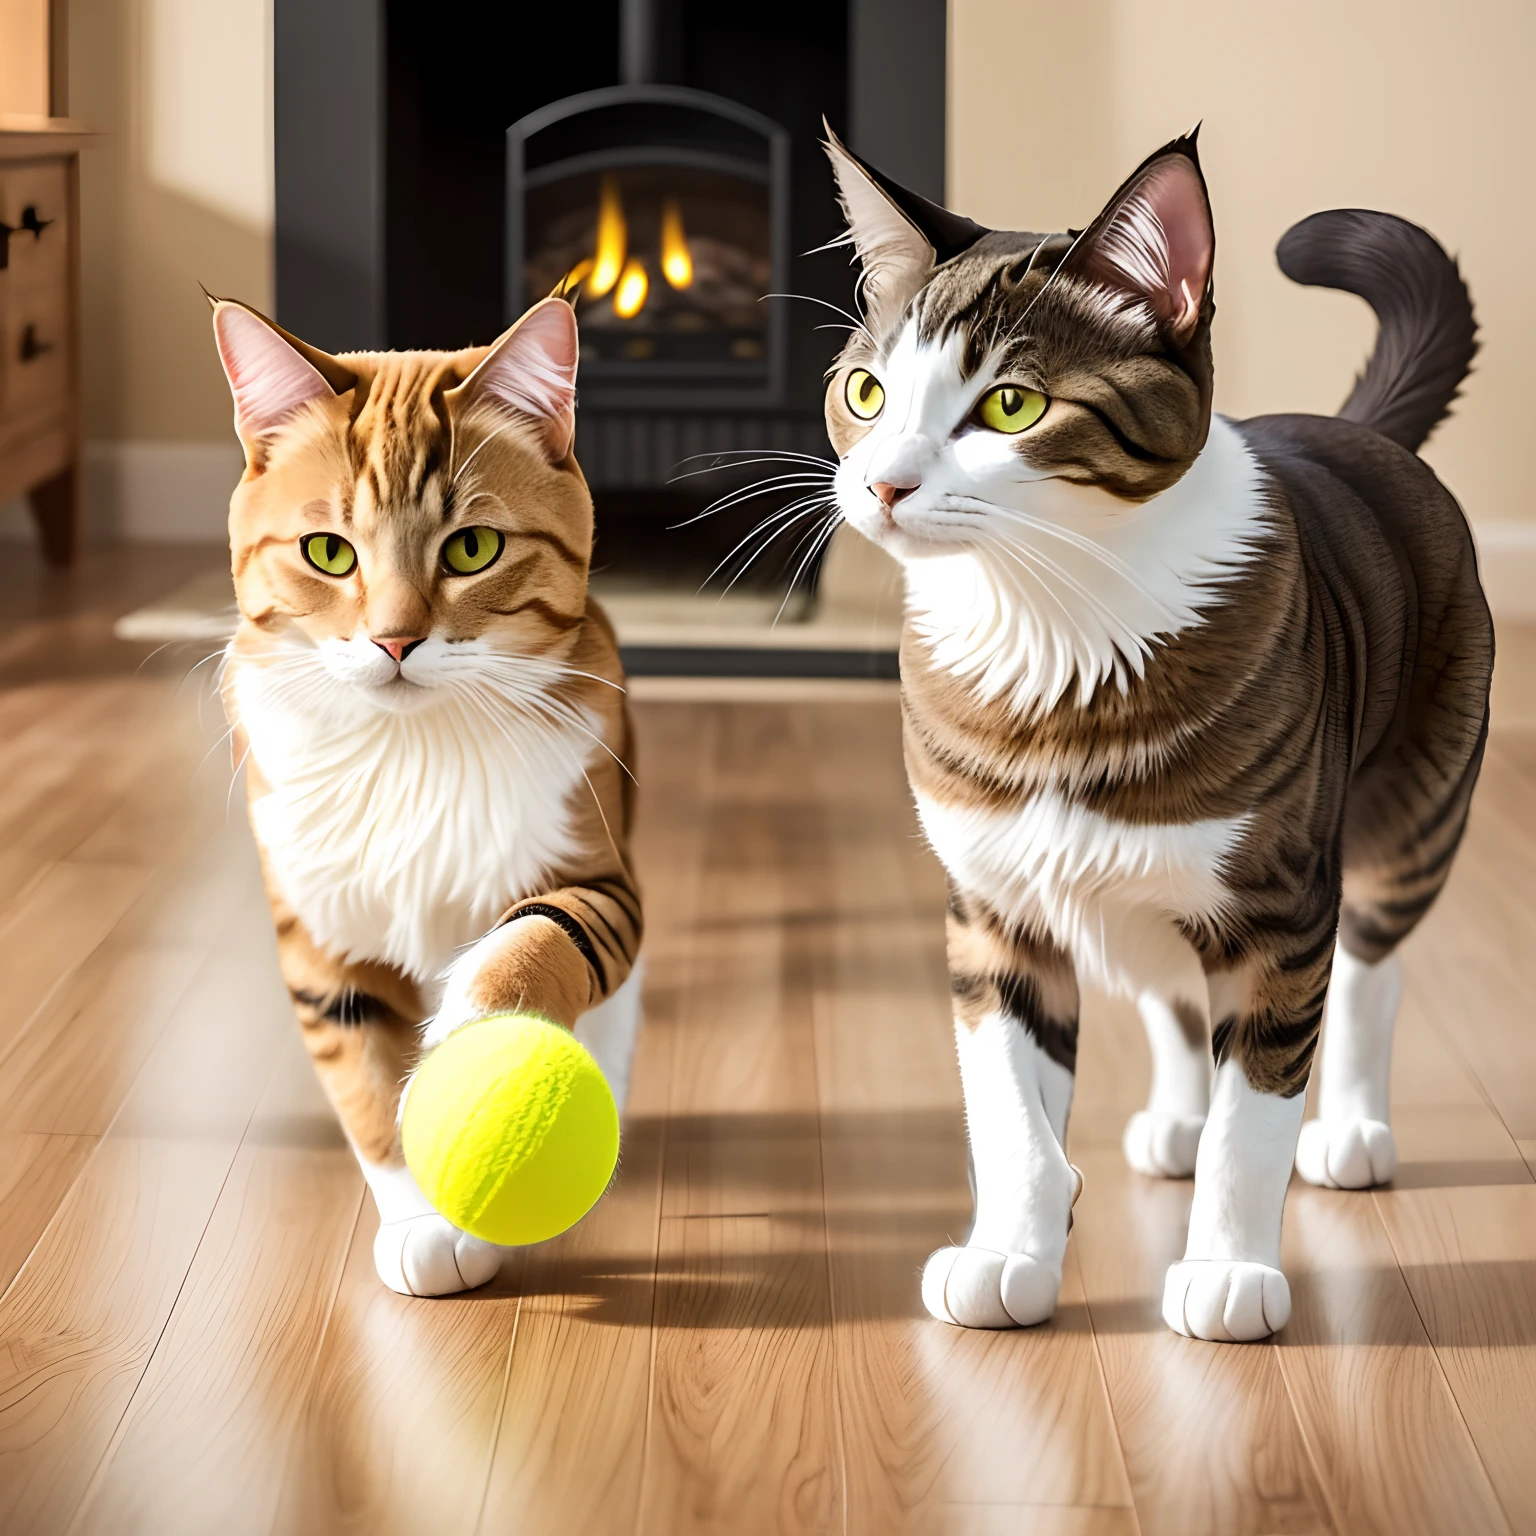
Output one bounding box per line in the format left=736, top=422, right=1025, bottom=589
left=821, top=128, right=1492, bottom=1341
left=212, top=295, right=642, bottom=1297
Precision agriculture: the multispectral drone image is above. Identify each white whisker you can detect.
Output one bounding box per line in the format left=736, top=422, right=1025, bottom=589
left=671, top=472, right=837, bottom=529
left=773, top=512, right=843, bottom=626
left=709, top=496, right=835, bottom=595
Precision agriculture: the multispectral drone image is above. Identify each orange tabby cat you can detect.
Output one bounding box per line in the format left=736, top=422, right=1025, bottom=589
left=212, top=296, right=642, bottom=1296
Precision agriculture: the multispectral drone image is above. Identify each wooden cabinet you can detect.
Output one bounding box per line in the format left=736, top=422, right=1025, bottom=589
left=0, top=120, right=87, bottom=563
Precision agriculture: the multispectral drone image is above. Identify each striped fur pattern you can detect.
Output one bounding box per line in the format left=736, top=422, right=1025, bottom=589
left=822, top=129, right=1492, bottom=1340
left=213, top=297, right=642, bottom=1295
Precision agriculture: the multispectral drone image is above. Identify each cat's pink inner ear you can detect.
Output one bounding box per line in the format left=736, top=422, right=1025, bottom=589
left=1081, top=155, right=1213, bottom=342
left=460, top=298, right=579, bottom=458
left=213, top=303, right=335, bottom=443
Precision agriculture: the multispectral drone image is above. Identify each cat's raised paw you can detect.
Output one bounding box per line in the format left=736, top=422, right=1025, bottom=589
left=1123, top=1110, right=1204, bottom=1179
left=921, top=1246, right=1061, bottom=1328
left=1295, top=1116, right=1396, bottom=1188
left=1163, top=1259, right=1290, bottom=1341
left=374, top=1212, right=504, bottom=1297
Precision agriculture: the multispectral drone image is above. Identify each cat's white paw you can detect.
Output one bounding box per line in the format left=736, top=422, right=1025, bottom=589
left=1123, top=1110, right=1204, bottom=1178
left=1163, top=1259, right=1290, bottom=1341
left=921, top=1246, right=1061, bottom=1329
left=1295, top=1117, right=1396, bottom=1189
left=373, top=1213, right=505, bottom=1297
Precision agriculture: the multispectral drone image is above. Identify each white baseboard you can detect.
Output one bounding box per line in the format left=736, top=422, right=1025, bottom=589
left=0, top=440, right=239, bottom=542
left=1473, top=523, right=1536, bottom=623
left=84, top=440, right=242, bottom=542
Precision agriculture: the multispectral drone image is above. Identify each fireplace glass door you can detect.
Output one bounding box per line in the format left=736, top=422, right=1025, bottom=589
left=508, top=86, right=789, bottom=408
left=525, top=162, right=771, bottom=378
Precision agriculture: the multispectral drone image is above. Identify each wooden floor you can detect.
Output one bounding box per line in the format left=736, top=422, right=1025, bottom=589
left=2, top=545, right=1536, bottom=1535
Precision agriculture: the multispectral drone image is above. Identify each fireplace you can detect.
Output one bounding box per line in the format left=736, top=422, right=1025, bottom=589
left=274, top=0, right=945, bottom=640
left=509, top=86, right=789, bottom=407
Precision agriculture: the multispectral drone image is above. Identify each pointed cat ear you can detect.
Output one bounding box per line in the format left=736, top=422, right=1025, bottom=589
left=823, top=121, right=990, bottom=330
left=212, top=300, right=351, bottom=446
left=1065, top=133, right=1214, bottom=344
left=446, top=297, right=579, bottom=461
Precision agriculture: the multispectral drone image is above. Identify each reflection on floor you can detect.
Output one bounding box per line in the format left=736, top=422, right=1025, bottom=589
left=1, top=543, right=1534, bottom=1536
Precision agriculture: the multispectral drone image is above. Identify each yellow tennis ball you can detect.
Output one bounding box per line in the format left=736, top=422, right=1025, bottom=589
left=401, top=1013, right=618, bottom=1246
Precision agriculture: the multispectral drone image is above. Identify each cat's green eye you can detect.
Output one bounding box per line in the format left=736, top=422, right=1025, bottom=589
left=978, top=385, right=1048, bottom=435
left=301, top=532, right=357, bottom=577
left=442, top=526, right=505, bottom=576
left=845, top=368, right=885, bottom=421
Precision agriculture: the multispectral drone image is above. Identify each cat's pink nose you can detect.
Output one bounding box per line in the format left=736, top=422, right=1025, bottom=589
left=872, top=480, right=918, bottom=508
left=373, top=637, right=426, bottom=664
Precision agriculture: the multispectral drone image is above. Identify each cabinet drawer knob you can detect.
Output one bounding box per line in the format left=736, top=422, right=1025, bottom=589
left=0, top=208, right=53, bottom=271
left=20, top=324, right=55, bottom=363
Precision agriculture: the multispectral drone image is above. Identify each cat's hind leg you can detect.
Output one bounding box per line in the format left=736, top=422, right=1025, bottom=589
left=924, top=901, right=1080, bottom=1329
left=1299, top=695, right=1487, bottom=1190
left=1123, top=988, right=1210, bottom=1179
left=1295, top=946, right=1400, bottom=1188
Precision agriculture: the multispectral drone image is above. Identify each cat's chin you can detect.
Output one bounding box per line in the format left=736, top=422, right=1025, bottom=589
left=348, top=675, right=443, bottom=716
left=844, top=509, right=974, bottom=565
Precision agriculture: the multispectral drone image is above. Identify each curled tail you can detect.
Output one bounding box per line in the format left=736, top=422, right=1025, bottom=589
left=1276, top=209, right=1477, bottom=454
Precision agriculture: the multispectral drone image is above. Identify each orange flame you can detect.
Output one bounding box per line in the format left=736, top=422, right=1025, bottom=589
left=614, top=258, right=649, bottom=319
left=660, top=199, right=694, bottom=289
left=587, top=175, right=627, bottom=299
left=558, top=258, right=593, bottom=297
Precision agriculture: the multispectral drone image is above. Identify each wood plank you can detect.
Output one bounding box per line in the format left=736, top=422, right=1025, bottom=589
left=0, top=1130, right=94, bottom=1292
left=638, top=704, right=842, bottom=1536
left=812, top=702, right=1134, bottom=1530
left=0, top=690, right=167, bottom=908
left=69, top=1037, right=362, bottom=1536
left=274, top=1200, right=518, bottom=1536
left=1072, top=979, right=1335, bottom=1536
left=0, top=884, right=288, bottom=1535
left=1277, top=1184, right=1511, bottom=1536
left=1375, top=1185, right=1536, bottom=1534
left=0, top=859, right=153, bottom=1058
left=1068, top=1136, right=1334, bottom=1536
left=0, top=1137, right=244, bottom=1536
left=1382, top=975, right=1531, bottom=1189
left=906, top=1510, right=1138, bottom=1536
left=0, top=828, right=253, bottom=1137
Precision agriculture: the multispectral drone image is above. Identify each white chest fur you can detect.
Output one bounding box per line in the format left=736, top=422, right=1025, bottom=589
left=233, top=661, right=591, bottom=983
left=915, top=788, right=1248, bottom=998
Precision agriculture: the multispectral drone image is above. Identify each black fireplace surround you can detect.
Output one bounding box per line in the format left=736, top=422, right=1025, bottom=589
left=273, top=0, right=945, bottom=586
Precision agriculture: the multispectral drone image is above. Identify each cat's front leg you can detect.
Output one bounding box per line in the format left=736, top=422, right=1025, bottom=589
left=924, top=901, right=1081, bottom=1329
left=426, top=880, right=644, bottom=1097
left=263, top=897, right=505, bottom=1298
left=428, top=911, right=595, bottom=1045
left=1162, top=951, right=1327, bottom=1342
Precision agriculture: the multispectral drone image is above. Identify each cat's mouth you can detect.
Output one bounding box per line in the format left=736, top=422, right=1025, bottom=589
left=353, top=670, right=440, bottom=715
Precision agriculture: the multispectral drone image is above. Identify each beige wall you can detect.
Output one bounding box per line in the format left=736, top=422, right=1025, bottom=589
left=949, top=0, right=1535, bottom=527
left=72, top=0, right=271, bottom=443
left=13, top=0, right=1532, bottom=546
left=0, top=0, right=52, bottom=114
